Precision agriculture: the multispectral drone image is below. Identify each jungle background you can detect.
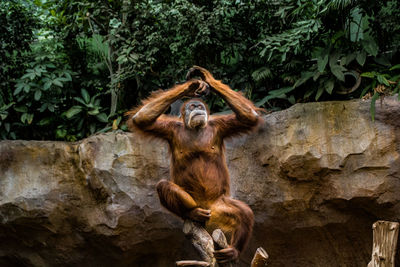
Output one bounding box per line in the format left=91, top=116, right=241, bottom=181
left=1, top=0, right=399, bottom=141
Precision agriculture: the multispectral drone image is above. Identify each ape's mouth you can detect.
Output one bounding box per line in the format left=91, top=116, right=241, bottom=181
left=189, top=110, right=207, bottom=120
left=188, top=110, right=208, bottom=129
left=192, top=114, right=205, bottom=118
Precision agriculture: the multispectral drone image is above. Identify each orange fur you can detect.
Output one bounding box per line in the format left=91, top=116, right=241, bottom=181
left=126, top=67, right=263, bottom=261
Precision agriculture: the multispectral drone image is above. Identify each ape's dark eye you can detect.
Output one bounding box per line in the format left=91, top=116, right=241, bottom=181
left=198, top=105, right=204, bottom=110
left=189, top=104, right=195, bottom=110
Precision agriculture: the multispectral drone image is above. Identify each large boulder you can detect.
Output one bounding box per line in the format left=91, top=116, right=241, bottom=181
left=1, top=97, right=399, bottom=266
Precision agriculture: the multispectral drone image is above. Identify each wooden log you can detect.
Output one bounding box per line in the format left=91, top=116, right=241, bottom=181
left=212, top=229, right=228, bottom=249
left=181, top=220, right=216, bottom=267
left=176, top=260, right=210, bottom=267
left=212, top=229, right=234, bottom=267
left=251, top=247, right=269, bottom=267
left=367, top=220, right=399, bottom=267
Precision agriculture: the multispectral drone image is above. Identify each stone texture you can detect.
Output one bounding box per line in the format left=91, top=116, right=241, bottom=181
left=1, top=96, right=400, bottom=267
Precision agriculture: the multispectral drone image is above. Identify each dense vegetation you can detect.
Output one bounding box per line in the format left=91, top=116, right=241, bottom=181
left=1, top=0, right=399, bottom=141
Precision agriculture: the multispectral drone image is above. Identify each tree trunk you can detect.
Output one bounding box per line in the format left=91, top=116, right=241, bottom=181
left=180, top=220, right=216, bottom=267
left=368, top=220, right=399, bottom=267
left=251, top=247, right=269, bottom=267
left=176, top=260, right=210, bottom=267
left=212, top=229, right=234, bottom=267
left=178, top=220, right=269, bottom=267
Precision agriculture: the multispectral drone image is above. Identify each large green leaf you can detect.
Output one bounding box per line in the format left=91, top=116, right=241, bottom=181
left=377, top=75, right=390, bottom=86
left=43, top=81, right=52, bottom=90
left=317, top=54, right=329, bottom=72
left=267, top=87, right=296, bottom=96
left=73, top=97, right=87, bottom=105
left=324, top=79, right=335, bottom=94
left=38, top=117, right=53, bottom=126
left=342, top=54, right=356, bottom=66
left=255, top=86, right=296, bottom=107
left=329, top=52, right=340, bottom=66
left=14, top=106, right=28, bottom=113
left=65, top=106, right=83, bottom=118
left=97, top=126, right=113, bottom=133
left=361, top=72, right=375, bottom=78
left=88, top=108, right=100, bottom=115
left=21, top=113, right=34, bottom=124
left=81, top=89, right=90, bottom=104
left=48, top=104, right=55, bottom=112
left=56, top=128, right=67, bottom=139
left=330, top=64, right=345, bottom=81
left=390, top=64, right=400, bottom=71
left=370, top=92, right=379, bottom=121
left=329, top=53, right=346, bottom=81
left=293, top=72, right=314, bottom=88
left=34, top=90, right=42, bottom=101
left=21, top=72, right=35, bottom=80
left=349, top=7, right=363, bottom=42
left=23, top=83, right=30, bottom=93
left=315, top=86, right=324, bottom=101
left=27, top=114, right=34, bottom=124
left=14, top=83, right=24, bottom=95
left=0, top=102, right=14, bottom=112
left=52, top=79, right=63, bottom=87
left=361, top=38, right=379, bottom=57
left=356, top=51, right=366, bottom=66
left=96, top=113, right=108, bottom=123
left=64, top=72, right=72, bottom=81
left=21, top=113, right=28, bottom=124
left=0, top=113, right=8, bottom=120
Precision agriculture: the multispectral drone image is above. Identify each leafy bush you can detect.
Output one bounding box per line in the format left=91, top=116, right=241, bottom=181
left=254, top=0, right=400, bottom=111
left=1, top=0, right=399, bottom=140
left=0, top=0, right=39, bottom=139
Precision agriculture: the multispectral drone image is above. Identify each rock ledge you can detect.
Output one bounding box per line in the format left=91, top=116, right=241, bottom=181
left=1, top=97, right=400, bottom=266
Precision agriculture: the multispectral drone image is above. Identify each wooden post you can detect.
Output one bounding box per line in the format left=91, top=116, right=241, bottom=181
left=251, top=247, right=269, bottom=267
left=177, top=220, right=270, bottom=267
left=368, top=220, right=399, bottom=267
left=176, top=260, right=210, bottom=267
left=176, top=220, right=216, bottom=267
left=212, top=229, right=234, bottom=267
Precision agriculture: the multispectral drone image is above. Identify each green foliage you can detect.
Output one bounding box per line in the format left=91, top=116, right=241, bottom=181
left=1, top=0, right=400, bottom=140
left=0, top=1, right=120, bottom=140
left=62, top=89, right=110, bottom=139
left=0, top=1, right=38, bottom=92
left=360, top=64, right=400, bottom=120
left=253, top=0, right=399, bottom=110
left=8, top=33, right=76, bottom=140
left=0, top=0, right=39, bottom=139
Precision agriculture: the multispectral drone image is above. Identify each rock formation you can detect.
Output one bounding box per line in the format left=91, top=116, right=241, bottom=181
left=1, top=96, right=400, bottom=266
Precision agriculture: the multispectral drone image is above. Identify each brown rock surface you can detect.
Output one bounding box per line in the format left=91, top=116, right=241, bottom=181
left=1, top=97, right=400, bottom=266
